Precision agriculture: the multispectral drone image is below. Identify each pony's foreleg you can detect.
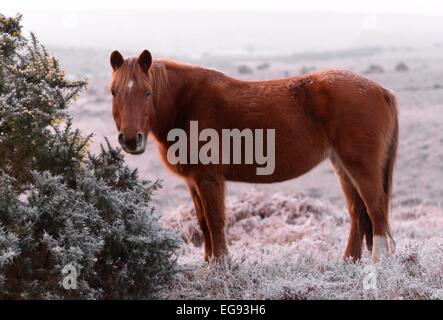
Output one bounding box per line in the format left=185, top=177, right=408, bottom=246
left=187, top=182, right=212, bottom=261
left=194, top=176, right=228, bottom=259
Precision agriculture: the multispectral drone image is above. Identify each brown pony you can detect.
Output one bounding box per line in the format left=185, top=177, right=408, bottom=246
left=109, top=50, right=398, bottom=262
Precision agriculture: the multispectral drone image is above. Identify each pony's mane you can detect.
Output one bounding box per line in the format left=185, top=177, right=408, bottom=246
left=110, top=58, right=169, bottom=99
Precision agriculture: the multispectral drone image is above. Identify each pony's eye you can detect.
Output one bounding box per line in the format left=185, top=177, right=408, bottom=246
left=111, top=89, right=117, bottom=97
left=144, top=91, right=151, bottom=97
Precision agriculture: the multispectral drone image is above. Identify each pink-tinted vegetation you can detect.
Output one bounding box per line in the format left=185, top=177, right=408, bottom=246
left=161, top=192, right=443, bottom=299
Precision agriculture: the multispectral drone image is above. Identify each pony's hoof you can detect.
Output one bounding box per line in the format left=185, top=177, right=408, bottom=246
left=203, top=253, right=212, bottom=262
left=208, top=252, right=231, bottom=267
left=371, top=235, right=391, bottom=262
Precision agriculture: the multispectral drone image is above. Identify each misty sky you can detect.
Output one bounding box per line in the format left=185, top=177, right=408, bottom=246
left=3, top=0, right=443, bottom=14
left=3, top=1, right=443, bottom=55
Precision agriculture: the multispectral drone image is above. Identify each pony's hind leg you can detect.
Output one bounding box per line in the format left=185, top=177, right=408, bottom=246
left=334, top=153, right=392, bottom=262
left=331, top=158, right=373, bottom=261
left=188, top=183, right=212, bottom=261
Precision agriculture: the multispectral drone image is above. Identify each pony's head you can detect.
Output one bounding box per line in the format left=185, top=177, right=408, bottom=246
left=109, top=49, right=167, bottom=154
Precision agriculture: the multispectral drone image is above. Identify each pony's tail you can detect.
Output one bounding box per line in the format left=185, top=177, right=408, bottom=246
left=361, top=206, right=374, bottom=252
left=383, top=89, right=399, bottom=253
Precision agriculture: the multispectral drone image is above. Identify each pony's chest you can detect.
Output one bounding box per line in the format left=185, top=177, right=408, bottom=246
left=156, top=144, right=192, bottom=178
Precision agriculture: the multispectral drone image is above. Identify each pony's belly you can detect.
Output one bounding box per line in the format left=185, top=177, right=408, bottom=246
left=156, top=135, right=330, bottom=183
left=224, top=155, right=327, bottom=183
left=160, top=156, right=324, bottom=183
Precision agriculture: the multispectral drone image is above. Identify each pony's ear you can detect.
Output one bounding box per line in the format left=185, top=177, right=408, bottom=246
left=138, top=50, right=152, bottom=73
left=110, top=50, right=124, bottom=71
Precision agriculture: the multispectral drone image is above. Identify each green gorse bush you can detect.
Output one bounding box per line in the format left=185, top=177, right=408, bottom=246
left=0, top=14, right=178, bottom=299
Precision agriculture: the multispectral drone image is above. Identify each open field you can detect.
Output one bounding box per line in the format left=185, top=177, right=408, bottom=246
left=57, top=45, right=443, bottom=299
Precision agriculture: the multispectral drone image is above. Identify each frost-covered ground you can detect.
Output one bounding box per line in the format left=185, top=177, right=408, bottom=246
left=54, top=45, right=443, bottom=299
left=161, top=192, right=443, bottom=299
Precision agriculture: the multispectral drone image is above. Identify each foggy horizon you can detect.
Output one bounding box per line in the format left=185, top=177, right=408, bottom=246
left=7, top=9, right=443, bottom=56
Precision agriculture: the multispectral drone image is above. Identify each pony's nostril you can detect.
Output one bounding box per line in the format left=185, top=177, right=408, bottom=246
left=118, top=132, right=144, bottom=153
left=137, top=133, right=144, bottom=144
left=118, top=132, right=125, bottom=145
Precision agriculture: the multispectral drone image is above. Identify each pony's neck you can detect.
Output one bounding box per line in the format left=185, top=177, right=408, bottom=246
left=150, top=60, right=212, bottom=144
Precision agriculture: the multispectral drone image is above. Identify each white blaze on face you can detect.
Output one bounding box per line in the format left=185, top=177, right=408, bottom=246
left=127, top=79, right=134, bottom=90
left=372, top=235, right=390, bottom=262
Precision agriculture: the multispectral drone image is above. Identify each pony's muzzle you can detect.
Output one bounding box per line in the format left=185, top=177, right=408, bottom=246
left=118, top=132, right=146, bottom=154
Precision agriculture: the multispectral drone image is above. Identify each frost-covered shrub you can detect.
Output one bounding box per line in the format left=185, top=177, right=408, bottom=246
left=395, top=62, right=409, bottom=72
left=0, top=14, right=178, bottom=299
left=237, top=64, right=253, bottom=74
left=256, top=62, right=270, bottom=70
left=299, top=66, right=316, bottom=75
left=364, top=64, right=384, bottom=74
